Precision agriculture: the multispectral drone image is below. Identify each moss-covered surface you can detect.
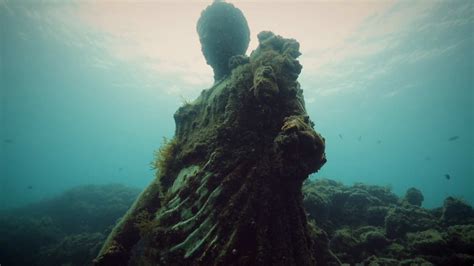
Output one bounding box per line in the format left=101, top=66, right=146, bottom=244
left=441, top=196, right=474, bottom=226
left=95, top=3, right=327, bottom=264
left=95, top=27, right=326, bottom=265
left=303, top=178, right=474, bottom=265
left=3, top=180, right=473, bottom=265
left=0, top=184, right=140, bottom=266
left=403, top=187, right=424, bottom=207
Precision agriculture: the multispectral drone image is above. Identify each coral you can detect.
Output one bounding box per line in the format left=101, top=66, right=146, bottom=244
left=403, top=187, right=424, bottom=207
left=95, top=10, right=326, bottom=265
left=197, top=1, right=250, bottom=81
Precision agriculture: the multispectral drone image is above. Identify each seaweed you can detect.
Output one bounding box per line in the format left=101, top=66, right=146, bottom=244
left=152, top=137, right=180, bottom=189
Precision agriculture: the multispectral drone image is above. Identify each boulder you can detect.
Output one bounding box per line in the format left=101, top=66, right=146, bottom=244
left=403, top=187, right=424, bottom=207
left=441, top=197, right=474, bottom=226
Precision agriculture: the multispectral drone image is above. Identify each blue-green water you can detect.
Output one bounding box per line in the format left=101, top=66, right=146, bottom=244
left=1, top=0, right=473, bottom=210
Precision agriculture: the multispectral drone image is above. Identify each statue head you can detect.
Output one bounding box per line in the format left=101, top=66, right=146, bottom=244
left=197, top=1, right=250, bottom=81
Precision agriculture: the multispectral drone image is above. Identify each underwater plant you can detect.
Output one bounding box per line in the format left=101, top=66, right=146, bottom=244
left=152, top=137, right=179, bottom=180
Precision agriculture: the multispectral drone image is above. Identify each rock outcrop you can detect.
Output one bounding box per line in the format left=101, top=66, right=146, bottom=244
left=0, top=184, right=140, bottom=266
left=3, top=179, right=473, bottom=265
left=94, top=2, right=326, bottom=265
left=403, top=187, right=424, bottom=207
left=303, top=178, right=474, bottom=265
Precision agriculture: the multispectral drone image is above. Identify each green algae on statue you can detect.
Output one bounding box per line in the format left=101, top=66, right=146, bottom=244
left=94, top=2, right=326, bottom=265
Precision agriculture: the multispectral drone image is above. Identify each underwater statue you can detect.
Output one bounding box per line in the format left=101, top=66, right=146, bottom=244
left=94, top=1, right=326, bottom=265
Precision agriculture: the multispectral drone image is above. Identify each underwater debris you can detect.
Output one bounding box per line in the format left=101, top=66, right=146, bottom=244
left=448, top=136, right=460, bottom=141
left=94, top=2, right=326, bottom=265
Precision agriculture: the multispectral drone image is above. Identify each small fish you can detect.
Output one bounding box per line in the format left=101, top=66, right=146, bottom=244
left=3, top=139, right=13, bottom=144
left=376, top=140, right=382, bottom=144
left=118, top=168, right=123, bottom=172
left=445, top=174, right=451, bottom=180
left=27, top=185, right=33, bottom=189
left=338, top=134, right=343, bottom=139
left=425, top=156, right=431, bottom=161
left=448, top=136, right=460, bottom=141
left=358, top=136, right=362, bottom=141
